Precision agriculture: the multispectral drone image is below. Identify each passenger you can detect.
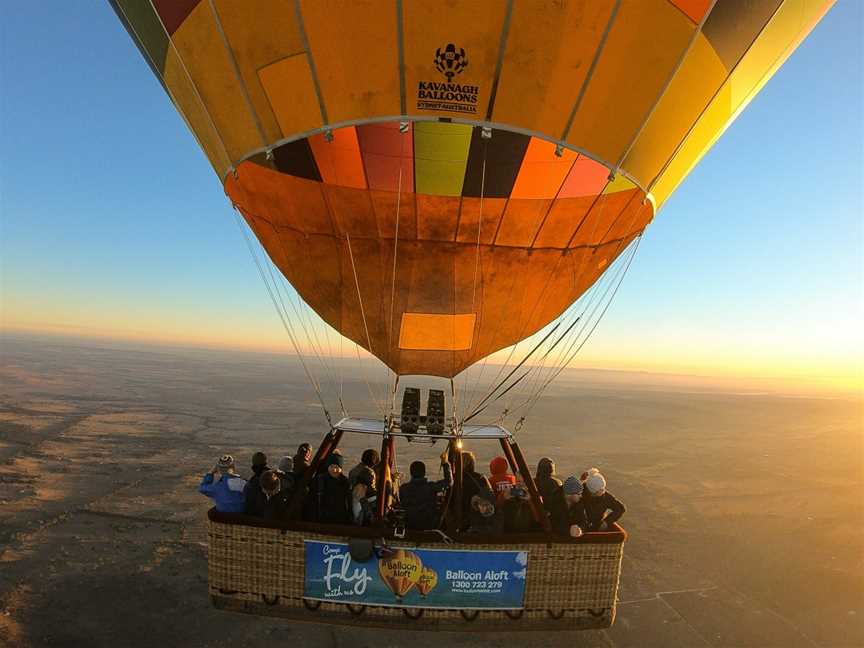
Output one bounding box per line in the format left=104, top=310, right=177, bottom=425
left=350, top=470, right=377, bottom=526
left=399, top=450, right=452, bottom=530
left=499, top=484, right=541, bottom=533
left=488, top=456, right=516, bottom=503
left=582, top=469, right=625, bottom=531
left=460, top=452, right=493, bottom=528
left=467, top=488, right=501, bottom=534
left=275, top=456, right=295, bottom=495
left=535, top=457, right=563, bottom=505
left=255, top=469, right=288, bottom=520
left=313, top=454, right=351, bottom=525
left=292, top=443, right=312, bottom=477
left=348, top=448, right=379, bottom=491
left=548, top=476, right=588, bottom=537
left=243, top=452, right=270, bottom=515
left=199, top=454, right=247, bottom=513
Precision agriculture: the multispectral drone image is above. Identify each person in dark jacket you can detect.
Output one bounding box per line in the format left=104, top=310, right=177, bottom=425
left=535, top=457, right=563, bottom=506
left=292, top=443, right=312, bottom=478
left=199, top=454, right=247, bottom=513
left=548, top=476, right=588, bottom=537
left=399, top=450, right=452, bottom=530
left=499, top=484, right=541, bottom=533
left=254, top=469, right=289, bottom=520
left=275, top=456, right=295, bottom=497
left=243, top=452, right=269, bottom=515
left=348, top=448, right=379, bottom=491
left=582, top=469, right=625, bottom=531
left=312, top=454, right=351, bottom=524
left=467, top=488, right=501, bottom=534
left=460, top=452, right=493, bottom=529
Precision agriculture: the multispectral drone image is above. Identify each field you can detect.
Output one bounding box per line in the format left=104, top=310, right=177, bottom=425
left=1, top=334, right=861, bottom=647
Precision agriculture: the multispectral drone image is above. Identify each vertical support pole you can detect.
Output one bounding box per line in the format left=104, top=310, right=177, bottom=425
left=387, top=436, right=397, bottom=499
left=376, top=433, right=392, bottom=520
left=452, top=448, right=464, bottom=531
left=499, top=438, right=519, bottom=478
left=509, top=440, right=551, bottom=532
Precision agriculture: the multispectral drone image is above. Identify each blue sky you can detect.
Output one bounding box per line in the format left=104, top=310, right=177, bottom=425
left=1, top=2, right=861, bottom=388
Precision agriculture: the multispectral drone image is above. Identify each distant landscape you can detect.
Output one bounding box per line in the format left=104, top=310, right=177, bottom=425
left=1, top=332, right=861, bottom=647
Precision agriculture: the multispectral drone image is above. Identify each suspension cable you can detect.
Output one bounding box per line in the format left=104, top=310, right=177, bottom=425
left=232, top=210, right=333, bottom=426
left=518, top=235, right=642, bottom=420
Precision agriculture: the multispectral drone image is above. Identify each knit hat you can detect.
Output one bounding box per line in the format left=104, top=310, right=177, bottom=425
left=326, top=453, right=344, bottom=468
left=489, top=456, right=509, bottom=475
left=563, top=476, right=584, bottom=495
left=252, top=452, right=268, bottom=467
left=585, top=471, right=606, bottom=494
left=217, top=454, right=235, bottom=473
left=260, top=470, right=281, bottom=495
left=277, top=456, right=293, bottom=473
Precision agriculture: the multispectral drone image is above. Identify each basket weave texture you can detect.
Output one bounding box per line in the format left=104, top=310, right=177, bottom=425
left=208, top=519, right=624, bottom=630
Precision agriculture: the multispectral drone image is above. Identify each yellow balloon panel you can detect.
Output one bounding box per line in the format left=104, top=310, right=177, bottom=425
left=491, top=0, right=618, bottom=138
left=565, top=0, right=696, bottom=166
left=402, top=0, right=508, bottom=119
left=169, top=1, right=263, bottom=163
left=300, top=0, right=401, bottom=123
left=651, top=0, right=834, bottom=207
left=212, top=0, right=305, bottom=144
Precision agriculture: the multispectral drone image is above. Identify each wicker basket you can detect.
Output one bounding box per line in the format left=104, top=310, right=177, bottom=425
left=207, top=511, right=625, bottom=631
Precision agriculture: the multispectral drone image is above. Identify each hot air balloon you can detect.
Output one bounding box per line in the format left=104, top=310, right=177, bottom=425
left=113, top=0, right=834, bottom=631
left=416, top=567, right=439, bottom=598
left=378, top=550, right=423, bottom=600
left=110, top=0, right=834, bottom=397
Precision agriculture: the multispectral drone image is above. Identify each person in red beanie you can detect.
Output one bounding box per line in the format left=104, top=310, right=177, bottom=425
left=488, top=456, right=516, bottom=504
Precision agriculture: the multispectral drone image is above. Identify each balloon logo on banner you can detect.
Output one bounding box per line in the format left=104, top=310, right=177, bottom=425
left=416, top=567, right=439, bottom=597
left=378, top=550, right=422, bottom=600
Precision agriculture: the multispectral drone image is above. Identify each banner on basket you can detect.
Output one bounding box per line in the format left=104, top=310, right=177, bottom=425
left=303, top=540, right=527, bottom=609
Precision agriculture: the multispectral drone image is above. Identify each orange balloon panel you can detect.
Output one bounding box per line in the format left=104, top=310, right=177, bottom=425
left=225, top=123, right=650, bottom=377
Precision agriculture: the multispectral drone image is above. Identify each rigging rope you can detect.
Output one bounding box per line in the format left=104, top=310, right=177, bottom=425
left=517, top=235, right=642, bottom=420
left=232, top=209, right=333, bottom=426
left=460, top=176, right=616, bottom=424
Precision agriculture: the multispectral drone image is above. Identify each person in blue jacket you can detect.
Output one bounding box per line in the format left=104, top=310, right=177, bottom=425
left=199, top=454, right=247, bottom=513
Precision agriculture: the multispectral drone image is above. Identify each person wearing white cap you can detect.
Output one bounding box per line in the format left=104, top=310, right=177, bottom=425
left=582, top=468, right=625, bottom=531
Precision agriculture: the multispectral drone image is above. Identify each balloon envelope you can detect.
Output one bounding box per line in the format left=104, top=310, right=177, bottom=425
left=113, top=0, right=833, bottom=377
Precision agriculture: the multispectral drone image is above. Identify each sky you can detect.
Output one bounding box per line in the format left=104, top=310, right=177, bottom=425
left=1, top=2, right=862, bottom=393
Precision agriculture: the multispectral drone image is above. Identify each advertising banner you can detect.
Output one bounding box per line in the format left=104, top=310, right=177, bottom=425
left=304, top=540, right=528, bottom=609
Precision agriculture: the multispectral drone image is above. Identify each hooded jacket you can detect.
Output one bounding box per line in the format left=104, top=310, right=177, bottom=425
left=488, top=457, right=516, bottom=503
left=199, top=472, right=247, bottom=513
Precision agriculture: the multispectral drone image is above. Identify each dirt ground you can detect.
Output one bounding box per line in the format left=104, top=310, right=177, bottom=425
left=1, top=334, right=862, bottom=647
